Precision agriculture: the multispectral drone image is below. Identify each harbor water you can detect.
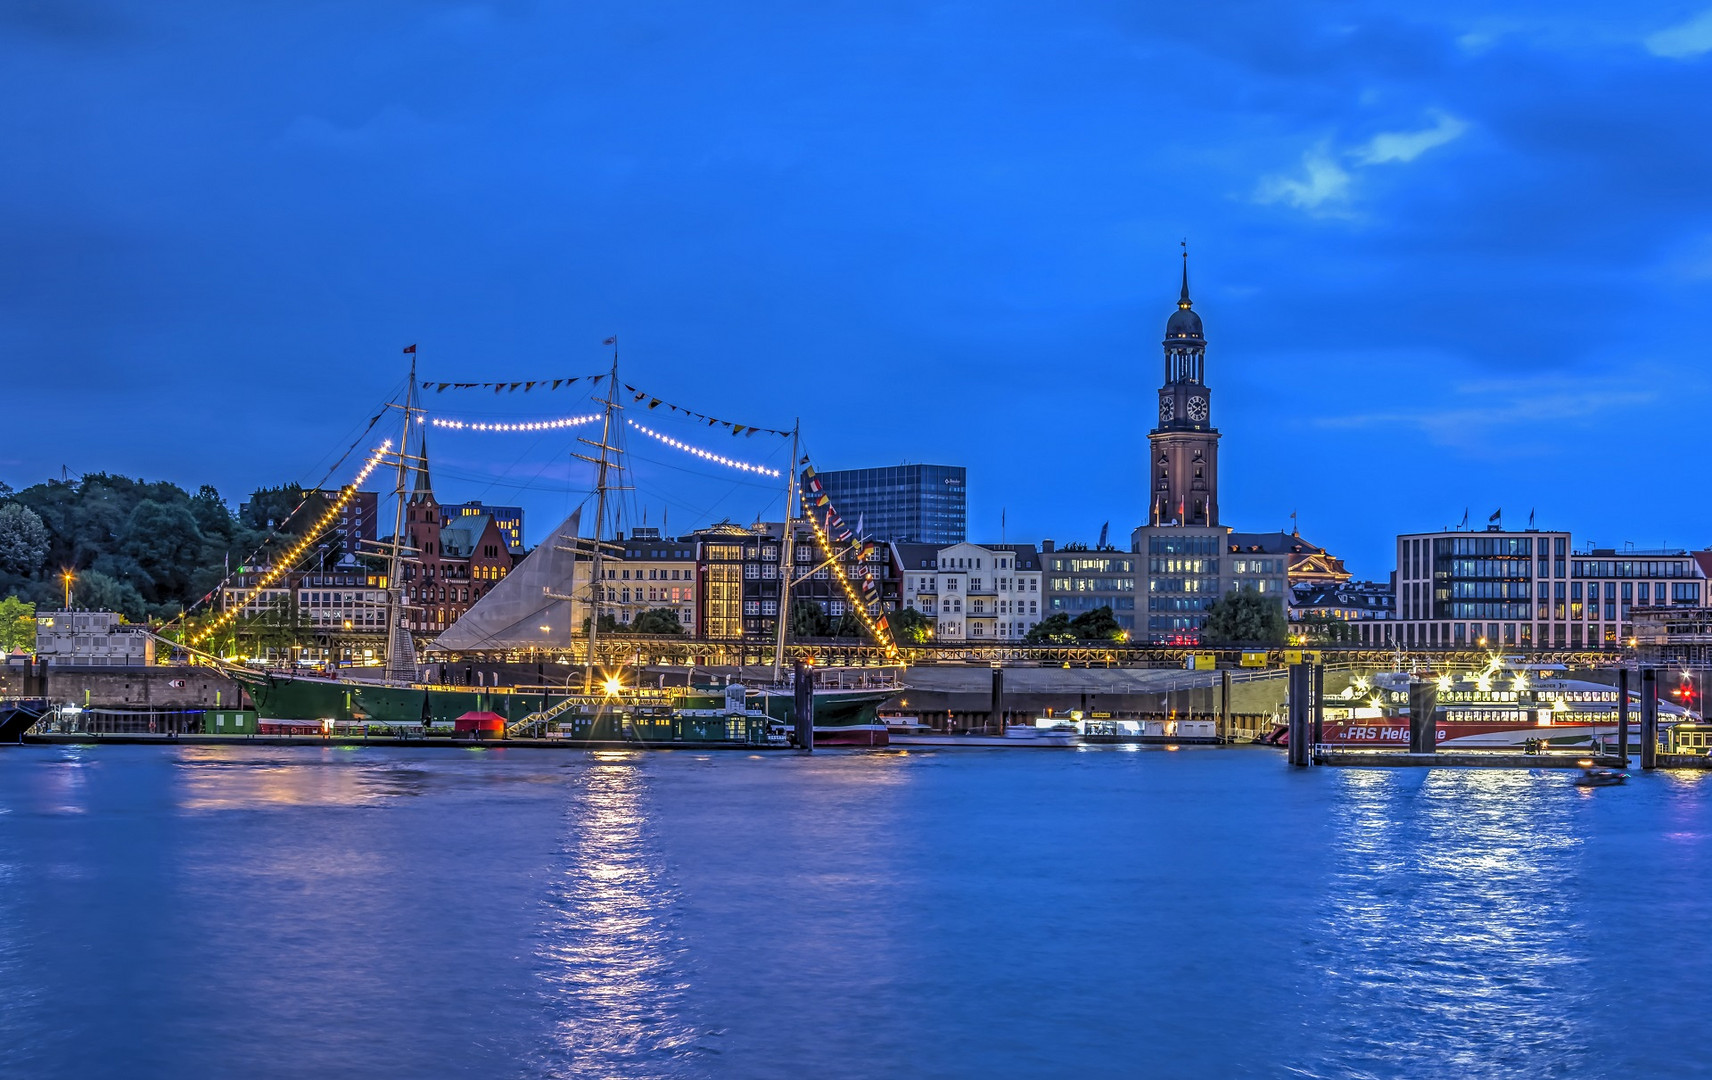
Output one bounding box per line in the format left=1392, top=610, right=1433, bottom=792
left=1, top=744, right=1708, bottom=1078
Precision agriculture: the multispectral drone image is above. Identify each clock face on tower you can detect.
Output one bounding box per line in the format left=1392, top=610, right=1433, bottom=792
left=1159, top=394, right=1174, bottom=423
left=1187, top=395, right=1208, bottom=422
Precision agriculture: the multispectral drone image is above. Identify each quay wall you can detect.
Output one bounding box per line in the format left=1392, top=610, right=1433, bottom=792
left=0, top=665, right=244, bottom=710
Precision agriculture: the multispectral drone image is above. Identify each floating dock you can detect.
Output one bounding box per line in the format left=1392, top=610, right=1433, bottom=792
left=1312, top=750, right=1629, bottom=769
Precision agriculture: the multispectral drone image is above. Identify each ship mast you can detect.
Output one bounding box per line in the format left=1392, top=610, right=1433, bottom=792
left=383, top=355, right=421, bottom=684
left=772, top=420, right=800, bottom=684
left=575, top=340, right=624, bottom=694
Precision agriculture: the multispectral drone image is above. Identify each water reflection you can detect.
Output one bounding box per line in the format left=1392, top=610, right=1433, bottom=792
left=1305, top=769, right=1592, bottom=1077
left=175, top=748, right=434, bottom=810
left=528, top=757, right=703, bottom=1078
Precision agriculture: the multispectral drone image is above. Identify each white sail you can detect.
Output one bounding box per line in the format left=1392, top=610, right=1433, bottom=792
left=429, top=508, right=584, bottom=651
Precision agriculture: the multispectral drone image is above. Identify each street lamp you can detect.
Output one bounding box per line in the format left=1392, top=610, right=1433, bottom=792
left=61, top=569, right=75, bottom=609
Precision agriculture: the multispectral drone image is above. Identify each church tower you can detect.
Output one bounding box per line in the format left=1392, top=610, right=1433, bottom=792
left=1148, top=251, right=1220, bottom=527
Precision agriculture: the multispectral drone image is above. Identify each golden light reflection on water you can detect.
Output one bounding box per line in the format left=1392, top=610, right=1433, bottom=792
left=1312, top=767, right=1594, bottom=1076
left=531, top=759, right=701, bottom=1077
left=175, top=748, right=432, bottom=810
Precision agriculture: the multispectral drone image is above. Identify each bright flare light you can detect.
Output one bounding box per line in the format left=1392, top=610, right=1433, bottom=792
left=1436, top=673, right=1454, bottom=693
left=601, top=675, right=625, bottom=697
left=426, top=413, right=599, bottom=432
left=627, top=419, right=781, bottom=476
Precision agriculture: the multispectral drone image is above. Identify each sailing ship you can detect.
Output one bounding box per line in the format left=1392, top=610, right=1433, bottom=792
left=1307, top=660, right=1694, bottom=750
left=217, top=346, right=900, bottom=746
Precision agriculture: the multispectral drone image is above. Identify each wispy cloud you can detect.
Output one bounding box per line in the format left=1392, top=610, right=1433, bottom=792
left=1351, top=111, right=1469, bottom=165
left=1315, top=373, right=1657, bottom=453
left=1646, top=8, right=1712, bottom=58
left=1254, top=149, right=1353, bottom=210
left=1256, top=110, right=1468, bottom=212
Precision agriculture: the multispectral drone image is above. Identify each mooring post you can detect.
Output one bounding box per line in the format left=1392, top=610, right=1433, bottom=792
left=793, top=660, right=814, bottom=752
left=990, top=665, right=1005, bottom=734
left=1311, top=663, right=1325, bottom=750
left=1219, top=668, right=1232, bottom=742
left=1408, top=679, right=1438, bottom=755
left=1640, top=667, right=1658, bottom=770
left=1287, top=663, right=1307, bottom=766
left=1617, top=667, right=1631, bottom=767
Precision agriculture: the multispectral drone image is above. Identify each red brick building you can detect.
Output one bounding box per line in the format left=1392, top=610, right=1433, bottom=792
left=402, top=446, right=519, bottom=634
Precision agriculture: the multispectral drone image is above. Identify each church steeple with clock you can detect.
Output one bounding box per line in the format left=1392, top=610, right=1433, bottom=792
left=1149, top=248, right=1220, bottom=527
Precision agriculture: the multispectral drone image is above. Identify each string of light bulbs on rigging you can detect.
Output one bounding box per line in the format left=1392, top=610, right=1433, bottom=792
left=803, top=500, right=900, bottom=660
left=626, top=419, right=782, bottom=477
left=189, top=440, right=393, bottom=646
left=419, top=413, right=600, bottom=432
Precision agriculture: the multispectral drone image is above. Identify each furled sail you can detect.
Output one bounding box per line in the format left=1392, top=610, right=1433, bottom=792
left=429, top=508, right=584, bottom=651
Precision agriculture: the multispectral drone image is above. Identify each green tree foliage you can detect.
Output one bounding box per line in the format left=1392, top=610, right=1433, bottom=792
left=790, top=599, right=834, bottom=638
left=1025, top=606, right=1126, bottom=643
left=1025, top=612, right=1077, bottom=644
left=76, top=570, right=148, bottom=621
left=581, top=613, right=622, bottom=635
left=0, top=595, right=35, bottom=651
left=630, top=608, right=686, bottom=635
left=891, top=606, right=931, bottom=645
left=0, top=473, right=284, bottom=617
left=1069, top=606, right=1126, bottom=642
left=0, top=503, right=50, bottom=578
left=1297, top=613, right=1357, bottom=645
left=1201, top=591, right=1289, bottom=647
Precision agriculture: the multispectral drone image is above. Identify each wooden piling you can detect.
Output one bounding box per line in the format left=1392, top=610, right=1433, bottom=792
left=1641, top=667, right=1658, bottom=771
left=1408, top=680, right=1438, bottom=754
left=1617, top=667, right=1631, bottom=767
left=1311, top=663, right=1325, bottom=748
left=1287, top=663, right=1308, bottom=766
left=793, top=660, right=814, bottom=752
left=991, top=665, right=1005, bottom=733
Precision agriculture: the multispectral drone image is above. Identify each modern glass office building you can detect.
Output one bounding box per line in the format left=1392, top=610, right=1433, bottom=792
left=813, top=464, right=966, bottom=544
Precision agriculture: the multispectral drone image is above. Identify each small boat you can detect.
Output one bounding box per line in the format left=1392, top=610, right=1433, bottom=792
left=1572, top=764, right=1628, bottom=788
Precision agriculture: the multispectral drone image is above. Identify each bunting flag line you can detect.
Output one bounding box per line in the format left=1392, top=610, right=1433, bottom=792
left=420, top=374, right=606, bottom=393
left=620, top=383, right=792, bottom=438
left=798, top=461, right=900, bottom=659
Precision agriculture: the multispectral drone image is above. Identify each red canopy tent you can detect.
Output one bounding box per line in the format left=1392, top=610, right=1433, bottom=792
left=453, top=711, right=506, bottom=737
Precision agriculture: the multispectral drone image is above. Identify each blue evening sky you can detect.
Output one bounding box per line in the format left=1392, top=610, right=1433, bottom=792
left=6, top=1, right=1712, bottom=580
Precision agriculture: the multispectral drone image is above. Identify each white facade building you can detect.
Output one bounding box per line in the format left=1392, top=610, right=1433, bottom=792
left=895, top=542, right=1043, bottom=642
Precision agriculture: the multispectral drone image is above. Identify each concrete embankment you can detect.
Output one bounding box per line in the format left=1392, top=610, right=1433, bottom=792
left=0, top=664, right=243, bottom=710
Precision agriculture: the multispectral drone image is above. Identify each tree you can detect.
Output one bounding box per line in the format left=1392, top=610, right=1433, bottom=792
left=75, top=570, right=147, bottom=621
left=1025, top=612, right=1077, bottom=644
left=119, top=500, right=207, bottom=603
left=581, top=613, right=621, bottom=635
left=790, top=599, right=834, bottom=638
left=0, top=595, right=35, bottom=652
left=0, top=503, right=50, bottom=578
left=1201, top=591, right=1288, bottom=647
left=631, top=608, right=686, bottom=635
left=1298, top=613, right=1357, bottom=645
left=891, top=606, right=932, bottom=646
left=1069, top=605, right=1126, bottom=642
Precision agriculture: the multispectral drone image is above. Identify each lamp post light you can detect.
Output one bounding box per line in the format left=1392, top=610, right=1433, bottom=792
left=61, top=569, right=75, bottom=610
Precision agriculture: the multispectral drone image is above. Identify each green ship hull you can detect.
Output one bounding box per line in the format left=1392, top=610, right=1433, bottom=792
left=230, top=670, right=894, bottom=745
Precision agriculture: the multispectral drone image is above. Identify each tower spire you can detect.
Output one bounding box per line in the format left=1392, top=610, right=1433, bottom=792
left=1179, top=239, right=1191, bottom=309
